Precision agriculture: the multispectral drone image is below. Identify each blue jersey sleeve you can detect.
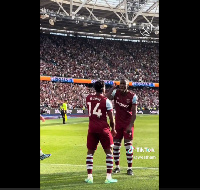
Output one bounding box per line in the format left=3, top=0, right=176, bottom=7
left=106, top=99, right=113, bottom=110
left=132, top=94, right=138, bottom=104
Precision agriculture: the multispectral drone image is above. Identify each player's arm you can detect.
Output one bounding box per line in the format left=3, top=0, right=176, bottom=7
left=107, top=110, right=117, bottom=137
left=107, top=110, right=115, bottom=130
left=126, top=95, right=137, bottom=135
left=106, top=99, right=117, bottom=137
left=60, top=105, right=63, bottom=112
left=105, top=83, right=117, bottom=100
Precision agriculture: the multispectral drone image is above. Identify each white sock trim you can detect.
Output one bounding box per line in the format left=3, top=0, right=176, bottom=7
left=40, top=150, right=44, bottom=156
left=106, top=173, right=111, bottom=179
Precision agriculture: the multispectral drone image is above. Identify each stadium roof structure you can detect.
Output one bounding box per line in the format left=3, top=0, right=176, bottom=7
left=40, top=0, right=159, bottom=40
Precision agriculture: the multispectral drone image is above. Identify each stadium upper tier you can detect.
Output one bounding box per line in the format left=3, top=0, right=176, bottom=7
left=40, top=33, right=159, bottom=83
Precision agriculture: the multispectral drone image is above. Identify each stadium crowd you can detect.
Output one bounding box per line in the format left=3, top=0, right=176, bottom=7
left=40, top=81, right=159, bottom=110
left=40, top=33, right=159, bottom=111
left=40, top=34, right=159, bottom=83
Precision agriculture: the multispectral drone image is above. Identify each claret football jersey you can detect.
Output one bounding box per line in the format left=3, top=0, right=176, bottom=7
left=111, top=89, right=137, bottom=127
left=86, top=94, right=113, bottom=133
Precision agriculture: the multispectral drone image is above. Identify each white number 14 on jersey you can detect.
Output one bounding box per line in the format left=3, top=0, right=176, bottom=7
left=87, top=102, right=102, bottom=118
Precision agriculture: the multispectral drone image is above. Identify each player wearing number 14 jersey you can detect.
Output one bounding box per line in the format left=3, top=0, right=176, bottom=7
left=85, top=80, right=118, bottom=184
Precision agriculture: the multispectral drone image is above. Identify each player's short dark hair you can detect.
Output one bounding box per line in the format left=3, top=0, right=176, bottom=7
left=94, top=80, right=105, bottom=93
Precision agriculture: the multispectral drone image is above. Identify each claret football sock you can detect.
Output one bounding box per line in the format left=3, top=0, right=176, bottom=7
left=86, top=154, right=93, bottom=175
left=125, top=142, right=133, bottom=168
left=113, top=142, right=121, bottom=166
left=106, top=154, right=113, bottom=174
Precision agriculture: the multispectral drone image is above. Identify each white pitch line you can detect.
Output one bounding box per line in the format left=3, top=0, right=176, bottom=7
left=41, top=163, right=158, bottom=170
left=71, top=122, right=88, bottom=124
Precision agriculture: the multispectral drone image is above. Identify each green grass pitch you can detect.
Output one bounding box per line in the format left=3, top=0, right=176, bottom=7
left=40, top=115, right=159, bottom=190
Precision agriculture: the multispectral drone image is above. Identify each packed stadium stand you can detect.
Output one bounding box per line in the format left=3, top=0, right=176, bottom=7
left=40, top=34, right=159, bottom=82
left=40, top=80, right=159, bottom=110
left=40, top=33, right=159, bottom=111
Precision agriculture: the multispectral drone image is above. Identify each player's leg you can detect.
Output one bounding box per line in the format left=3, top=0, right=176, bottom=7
left=100, top=129, right=118, bottom=183
left=40, top=148, right=51, bottom=160
left=104, top=148, right=118, bottom=183
left=124, top=124, right=134, bottom=175
left=112, top=126, right=123, bottom=173
left=85, top=149, right=95, bottom=183
left=85, top=133, right=99, bottom=183
left=61, top=111, right=64, bottom=124
left=40, top=148, right=43, bottom=156
left=63, top=111, right=65, bottom=124
left=65, top=111, right=67, bottom=123
left=112, top=139, right=122, bottom=173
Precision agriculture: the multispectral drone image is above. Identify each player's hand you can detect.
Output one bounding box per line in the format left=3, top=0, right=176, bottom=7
left=111, top=129, right=117, bottom=137
left=112, top=83, right=117, bottom=89
left=126, top=125, right=132, bottom=137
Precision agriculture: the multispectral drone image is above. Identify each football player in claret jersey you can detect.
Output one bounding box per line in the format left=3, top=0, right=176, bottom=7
left=106, top=79, right=138, bottom=175
left=85, top=80, right=118, bottom=184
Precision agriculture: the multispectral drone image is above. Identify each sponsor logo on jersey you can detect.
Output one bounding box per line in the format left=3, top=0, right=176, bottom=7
left=116, top=100, right=129, bottom=108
